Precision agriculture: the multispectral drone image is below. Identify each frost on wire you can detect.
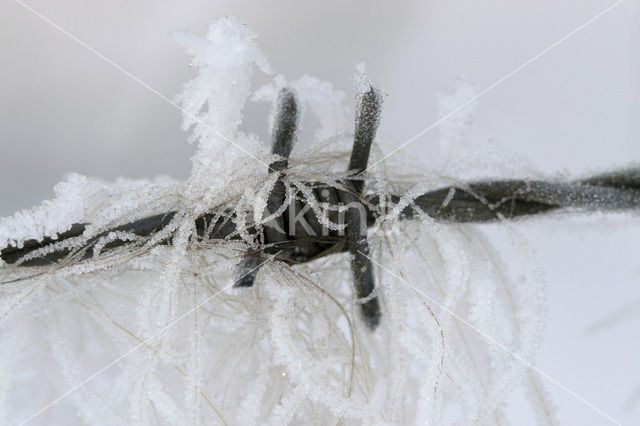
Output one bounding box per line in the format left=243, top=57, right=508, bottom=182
left=0, top=17, right=557, bottom=425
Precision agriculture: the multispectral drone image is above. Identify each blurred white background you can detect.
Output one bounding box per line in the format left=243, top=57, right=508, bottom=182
left=1, top=1, right=639, bottom=424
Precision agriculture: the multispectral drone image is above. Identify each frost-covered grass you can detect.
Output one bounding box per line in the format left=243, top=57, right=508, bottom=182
left=0, top=17, right=554, bottom=425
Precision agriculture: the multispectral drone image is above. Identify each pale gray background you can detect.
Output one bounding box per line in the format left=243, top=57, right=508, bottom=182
left=1, top=1, right=640, bottom=424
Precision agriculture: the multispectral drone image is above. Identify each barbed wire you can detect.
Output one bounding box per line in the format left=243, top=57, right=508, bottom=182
left=3, top=83, right=639, bottom=329
left=3, top=168, right=639, bottom=263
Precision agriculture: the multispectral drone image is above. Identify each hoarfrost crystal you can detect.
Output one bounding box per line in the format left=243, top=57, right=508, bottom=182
left=0, top=17, right=553, bottom=425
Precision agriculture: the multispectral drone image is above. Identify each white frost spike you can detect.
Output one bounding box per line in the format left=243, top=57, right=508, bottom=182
left=175, top=17, right=272, bottom=202
left=352, top=63, right=373, bottom=95
left=174, top=17, right=272, bottom=138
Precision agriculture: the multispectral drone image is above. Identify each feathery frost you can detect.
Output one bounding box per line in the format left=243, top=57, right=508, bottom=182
left=0, top=17, right=553, bottom=424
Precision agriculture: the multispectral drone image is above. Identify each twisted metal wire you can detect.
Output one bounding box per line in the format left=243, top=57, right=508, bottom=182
left=2, top=78, right=640, bottom=328
left=3, top=169, right=639, bottom=265
left=395, top=167, right=640, bottom=223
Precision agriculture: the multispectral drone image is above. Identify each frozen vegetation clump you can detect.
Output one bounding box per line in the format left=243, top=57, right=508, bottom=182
left=0, top=17, right=555, bottom=425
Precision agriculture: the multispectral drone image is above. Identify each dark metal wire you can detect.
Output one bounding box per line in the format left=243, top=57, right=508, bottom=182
left=6, top=169, right=638, bottom=262
left=3, top=81, right=640, bottom=329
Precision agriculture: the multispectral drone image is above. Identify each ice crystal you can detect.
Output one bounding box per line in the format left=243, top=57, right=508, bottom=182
left=0, top=17, right=553, bottom=425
